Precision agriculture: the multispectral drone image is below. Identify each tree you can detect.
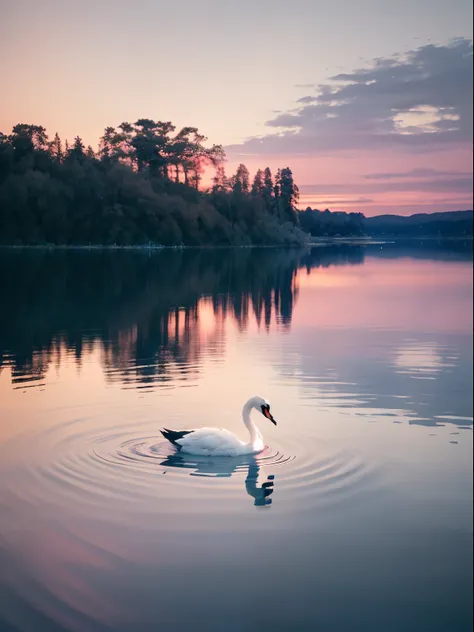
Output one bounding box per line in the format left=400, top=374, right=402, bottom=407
left=212, top=164, right=229, bottom=193
left=177, top=127, right=207, bottom=187
left=262, top=167, right=274, bottom=212
left=273, top=168, right=282, bottom=220
left=9, top=124, right=48, bottom=158
left=299, top=207, right=365, bottom=236
left=49, top=132, right=63, bottom=163
left=154, top=120, right=176, bottom=179
left=251, top=169, right=264, bottom=196
left=0, top=132, right=12, bottom=184
left=278, top=167, right=300, bottom=225
left=99, top=125, right=132, bottom=164
left=0, top=120, right=309, bottom=247
left=232, top=164, right=250, bottom=195
left=99, top=126, right=117, bottom=162
left=130, top=119, right=160, bottom=173
left=132, top=119, right=176, bottom=178
left=66, top=136, right=86, bottom=162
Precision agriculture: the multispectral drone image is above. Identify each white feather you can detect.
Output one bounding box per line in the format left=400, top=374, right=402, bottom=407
left=163, top=396, right=276, bottom=457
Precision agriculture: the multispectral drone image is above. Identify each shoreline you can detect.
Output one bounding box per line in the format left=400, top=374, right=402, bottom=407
left=0, top=243, right=306, bottom=251
left=0, top=235, right=471, bottom=251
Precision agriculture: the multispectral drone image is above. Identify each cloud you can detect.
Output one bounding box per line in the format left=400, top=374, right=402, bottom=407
left=299, top=197, right=375, bottom=205
left=296, top=96, right=317, bottom=104
left=299, top=176, right=473, bottom=194
left=227, top=39, right=473, bottom=157
left=364, top=168, right=472, bottom=179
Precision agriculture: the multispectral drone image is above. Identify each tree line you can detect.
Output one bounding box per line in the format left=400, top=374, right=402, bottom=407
left=0, top=122, right=305, bottom=246
left=300, top=207, right=473, bottom=238
left=299, top=207, right=365, bottom=237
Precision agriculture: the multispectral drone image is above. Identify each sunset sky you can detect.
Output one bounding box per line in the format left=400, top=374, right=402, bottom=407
left=1, top=0, right=472, bottom=215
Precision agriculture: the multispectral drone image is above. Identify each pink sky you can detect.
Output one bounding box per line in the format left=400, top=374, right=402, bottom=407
left=1, top=1, right=472, bottom=216
left=225, top=147, right=473, bottom=216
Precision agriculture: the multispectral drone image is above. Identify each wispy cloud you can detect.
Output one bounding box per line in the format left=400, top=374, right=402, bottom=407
left=227, top=39, right=473, bottom=157
left=364, top=168, right=472, bottom=179
left=299, top=176, right=473, bottom=195
left=299, top=197, right=375, bottom=206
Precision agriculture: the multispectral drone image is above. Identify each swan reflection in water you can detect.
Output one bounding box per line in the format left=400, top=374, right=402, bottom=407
left=159, top=453, right=275, bottom=507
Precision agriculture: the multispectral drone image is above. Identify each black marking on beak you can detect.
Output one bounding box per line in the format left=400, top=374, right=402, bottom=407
left=261, top=404, right=277, bottom=426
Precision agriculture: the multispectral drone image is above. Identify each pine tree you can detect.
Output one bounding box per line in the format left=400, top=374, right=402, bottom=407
left=262, top=167, right=274, bottom=212
left=49, top=132, right=63, bottom=163
left=232, top=164, right=250, bottom=195
left=66, top=136, right=85, bottom=162
left=212, top=164, right=229, bottom=193
left=251, top=169, right=264, bottom=196
left=274, top=168, right=282, bottom=221
left=278, top=167, right=300, bottom=226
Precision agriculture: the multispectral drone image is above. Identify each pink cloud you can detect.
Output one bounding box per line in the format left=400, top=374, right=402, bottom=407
left=225, top=40, right=473, bottom=216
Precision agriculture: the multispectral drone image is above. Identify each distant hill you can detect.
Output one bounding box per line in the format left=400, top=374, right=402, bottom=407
left=299, top=207, right=473, bottom=238
left=365, top=210, right=473, bottom=237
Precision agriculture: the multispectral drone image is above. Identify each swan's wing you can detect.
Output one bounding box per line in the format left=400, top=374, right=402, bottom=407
left=176, top=427, right=244, bottom=454
left=161, top=428, right=194, bottom=447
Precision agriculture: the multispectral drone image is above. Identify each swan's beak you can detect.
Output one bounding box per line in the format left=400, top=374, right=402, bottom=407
left=262, top=405, right=277, bottom=426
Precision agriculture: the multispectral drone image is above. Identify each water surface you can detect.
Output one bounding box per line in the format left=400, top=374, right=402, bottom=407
left=0, top=242, right=472, bottom=632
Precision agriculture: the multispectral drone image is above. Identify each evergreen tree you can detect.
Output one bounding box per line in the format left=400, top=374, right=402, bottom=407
left=262, top=167, right=274, bottom=212
left=212, top=165, right=229, bottom=193
left=232, top=164, right=250, bottom=195
left=49, top=132, right=63, bottom=163
left=67, top=136, right=86, bottom=162
left=0, top=120, right=309, bottom=247
left=274, top=168, right=282, bottom=220
left=251, top=169, right=264, bottom=196
left=279, top=167, right=300, bottom=226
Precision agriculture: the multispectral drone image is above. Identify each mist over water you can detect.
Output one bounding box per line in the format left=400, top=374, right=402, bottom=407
left=0, top=242, right=472, bottom=632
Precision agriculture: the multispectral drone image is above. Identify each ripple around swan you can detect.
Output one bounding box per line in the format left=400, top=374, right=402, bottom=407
left=0, top=416, right=383, bottom=527
left=0, top=415, right=383, bottom=632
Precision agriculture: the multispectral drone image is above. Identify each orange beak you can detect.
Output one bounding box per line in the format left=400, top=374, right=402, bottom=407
left=262, top=405, right=277, bottom=425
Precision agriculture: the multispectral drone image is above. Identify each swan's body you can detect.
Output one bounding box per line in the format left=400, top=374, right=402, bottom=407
left=160, top=396, right=277, bottom=457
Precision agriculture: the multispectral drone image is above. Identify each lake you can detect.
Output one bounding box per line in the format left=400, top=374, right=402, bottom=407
left=0, top=242, right=472, bottom=632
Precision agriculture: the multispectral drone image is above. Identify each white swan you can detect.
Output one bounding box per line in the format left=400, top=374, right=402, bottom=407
left=160, top=396, right=277, bottom=457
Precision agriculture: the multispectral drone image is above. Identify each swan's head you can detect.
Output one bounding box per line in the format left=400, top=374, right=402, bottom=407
left=251, top=396, right=277, bottom=426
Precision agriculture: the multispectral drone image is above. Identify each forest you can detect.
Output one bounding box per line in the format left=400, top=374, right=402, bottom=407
left=1, top=123, right=470, bottom=246
left=0, top=122, right=307, bottom=246
left=299, top=207, right=365, bottom=237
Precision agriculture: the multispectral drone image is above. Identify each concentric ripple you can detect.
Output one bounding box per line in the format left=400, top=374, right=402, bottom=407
left=0, top=414, right=383, bottom=530
left=0, top=414, right=383, bottom=632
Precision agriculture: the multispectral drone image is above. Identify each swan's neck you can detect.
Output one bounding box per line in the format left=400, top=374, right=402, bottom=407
left=242, top=400, right=261, bottom=446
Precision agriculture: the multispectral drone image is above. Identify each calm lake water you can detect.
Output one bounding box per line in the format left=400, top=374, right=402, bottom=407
left=0, top=242, right=472, bottom=632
